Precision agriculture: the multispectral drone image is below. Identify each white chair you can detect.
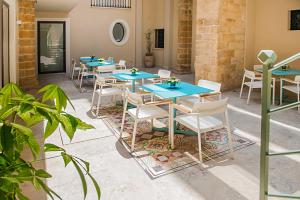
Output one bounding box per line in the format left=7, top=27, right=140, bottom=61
left=172, top=98, right=234, bottom=163
left=79, top=63, right=96, bottom=89
left=91, top=75, right=124, bottom=117
left=120, top=89, right=172, bottom=152
left=240, top=69, right=275, bottom=105
left=107, top=57, right=114, bottom=62
left=177, top=80, right=222, bottom=108
left=70, top=59, right=82, bottom=79
left=116, top=60, right=126, bottom=69
left=280, top=76, right=300, bottom=111
left=148, top=69, right=172, bottom=83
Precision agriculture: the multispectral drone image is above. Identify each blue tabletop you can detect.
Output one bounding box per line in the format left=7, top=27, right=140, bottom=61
left=112, top=71, right=159, bottom=81
left=141, top=82, right=213, bottom=99
left=80, top=57, right=100, bottom=63
left=256, top=67, right=300, bottom=76
left=86, top=61, right=115, bottom=67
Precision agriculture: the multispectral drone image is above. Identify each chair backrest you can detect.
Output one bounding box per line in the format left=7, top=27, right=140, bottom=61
left=158, top=70, right=171, bottom=79
left=97, top=65, right=116, bottom=73
left=253, top=65, right=262, bottom=71
left=198, top=80, right=221, bottom=92
left=119, top=60, right=126, bottom=66
left=125, top=89, right=143, bottom=106
left=113, top=69, right=131, bottom=74
left=244, top=69, right=256, bottom=79
left=192, top=98, right=228, bottom=116
left=72, top=58, right=76, bottom=67
left=81, top=63, right=87, bottom=69
left=295, top=76, right=300, bottom=82
left=108, top=57, right=114, bottom=62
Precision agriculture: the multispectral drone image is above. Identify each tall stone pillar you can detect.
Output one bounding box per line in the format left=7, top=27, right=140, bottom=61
left=176, top=0, right=193, bottom=74
left=194, top=0, right=246, bottom=90
left=18, top=0, right=39, bottom=89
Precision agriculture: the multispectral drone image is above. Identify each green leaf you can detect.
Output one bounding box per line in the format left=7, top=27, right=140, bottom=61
left=88, top=173, right=101, bottom=200
left=72, top=160, right=87, bottom=199
left=57, top=114, right=77, bottom=141
left=11, top=123, right=40, bottom=159
left=44, top=119, right=59, bottom=140
left=0, top=177, right=21, bottom=183
left=75, top=157, right=90, bottom=173
left=61, top=152, right=72, bottom=167
left=0, top=105, right=19, bottom=120
left=32, top=176, right=41, bottom=190
left=19, top=103, right=33, bottom=114
left=36, top=178, right=62, bottom=200
left=39, top=84, right=74, bottom=112
left=44, top=143, right=65, bottom=152
left=76, top=118, right=95, bottom=130
left=0, top=124, right=13, bottom=158
left=16, top=190, right=29, bottom=200
left=35, top=169, right=52, bottom=178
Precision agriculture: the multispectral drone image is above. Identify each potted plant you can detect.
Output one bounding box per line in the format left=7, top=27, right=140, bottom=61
left=144, top=30, right=155, bottom=68
left=90, top=55, right=95, bottom=61
left=165, top=77, right=180, bottom=88
left=0, top=83, right=101, bottom=200
left=130, top=67, right=139, bottom=76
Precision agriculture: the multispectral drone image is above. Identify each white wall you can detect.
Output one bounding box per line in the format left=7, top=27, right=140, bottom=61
left=69, top=0, right=136, bottom=67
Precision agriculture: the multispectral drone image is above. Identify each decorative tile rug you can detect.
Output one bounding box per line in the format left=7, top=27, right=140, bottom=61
left=98, top=106, right=255, bottom=178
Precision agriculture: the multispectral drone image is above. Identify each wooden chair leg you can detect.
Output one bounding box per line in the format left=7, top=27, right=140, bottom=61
left=170, top=105, right=174, bottom=149
left=197, top=132, right=203, bottom=163
left=280, top=80, right=283, bottom=105
left=247, top=86, right=252, bottom=104
left=96, top=95, right=101, bottom=117
left=120, top=102, right=127, bottom=138
left=225, top=111, right=234, bottom=158
left=131, top=120, right=138, bottom=152
left=239, top=76, right=245, bottom=98
left=272, top=79, right=275, bottom=106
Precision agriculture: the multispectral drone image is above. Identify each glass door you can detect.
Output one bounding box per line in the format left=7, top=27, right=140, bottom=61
left=38, top=22, right=66, bottom=74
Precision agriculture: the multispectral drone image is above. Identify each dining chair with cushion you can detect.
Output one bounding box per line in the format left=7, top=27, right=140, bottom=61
left=177, top=80, right=222, bottom=108
left=120, top=89, right=172, bottom=152
left=91, top=75, right=124, bottom=117
left=148, top=69, right=172, bottom=84
left=240, top=69, right=275, bottom=105
left=71, top=59, right=82, bottom=80
left=171, top=98, right=234, bottom=163
left=280, top=76, right=300, bottom=111
left=116, top=60, right=127, bottom=70
left=79, top=63, right=96, bottom=89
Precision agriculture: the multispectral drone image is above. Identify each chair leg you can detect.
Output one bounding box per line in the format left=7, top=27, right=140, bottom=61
left=96, top=95, right=101, bottom=117
left=280, top=80, right=283, bottom=105
left=71, top=69, right=74, bottom=80
left=120, top=102, right=128, bottom=138
left=91, top=85, right=97, bottom=110
left=131, top=120, right=138, bottom=152
left=247, top=86, right=252, bottom=104
left=239, top=76, right=245, bottom=98
left=225, top=111, right=234, bottom=158
left=170, top=105, right=174, bottom=149
left=197, top=132, right=203, bottom=163
left=272, top=79, right=276, bottom=106
left=80, top=75, right=84, bottom=89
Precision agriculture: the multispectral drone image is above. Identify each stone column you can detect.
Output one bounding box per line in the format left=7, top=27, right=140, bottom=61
left=18, top=0, right=39, bottom=89
left=175, top=0, right=193, bottom=74
left=194, top=0, right=246, bottom=90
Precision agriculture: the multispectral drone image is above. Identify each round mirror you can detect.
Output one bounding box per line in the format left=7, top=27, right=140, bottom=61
left=113, top=23, right=125, bottom=42
left=109, top=20, right=130, bottom=46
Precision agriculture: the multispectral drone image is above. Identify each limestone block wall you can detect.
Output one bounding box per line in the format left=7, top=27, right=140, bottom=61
left=18, top=0, right=38, bottom=89
left=176, top=0, right=193, bottom=73
left=194, top=0, right=246, bottom=90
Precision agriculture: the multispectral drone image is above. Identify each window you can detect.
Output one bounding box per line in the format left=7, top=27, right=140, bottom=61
left=290, top=10, right=300, bottom=30
left=155, top=29, right=164, bottom=49
left=109, top=20, right=130, bottom=46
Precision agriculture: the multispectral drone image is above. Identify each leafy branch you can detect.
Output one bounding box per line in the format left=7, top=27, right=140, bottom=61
left=0, top=83, right=100, bottom=200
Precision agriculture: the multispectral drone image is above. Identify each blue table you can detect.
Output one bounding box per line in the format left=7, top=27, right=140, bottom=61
left=86, top=61, right=115, bottom=67
left=112, top=71, right=159, bottom=92
left=80, top=57, right=100, bottom=63
left=141, top=82, right=213, bottom=135
left=256, top=67, right=300, bottom=76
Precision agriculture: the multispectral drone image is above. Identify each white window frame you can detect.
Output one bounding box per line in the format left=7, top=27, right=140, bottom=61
left=109, top=19, right=130, bottom=46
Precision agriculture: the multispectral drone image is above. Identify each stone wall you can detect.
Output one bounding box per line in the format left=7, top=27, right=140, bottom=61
left=175, top=0, right=193, bottom=74
left=194, top=0, right=246, bottom=90
left=18, top=0, right=38, bottom=89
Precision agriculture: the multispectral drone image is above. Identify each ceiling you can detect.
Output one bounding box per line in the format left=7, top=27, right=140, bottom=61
left=36, top=0, right=81, bottom=12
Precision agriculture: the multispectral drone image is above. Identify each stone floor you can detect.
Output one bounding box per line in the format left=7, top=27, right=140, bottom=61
left=23, top=68, right=300, bottom=200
